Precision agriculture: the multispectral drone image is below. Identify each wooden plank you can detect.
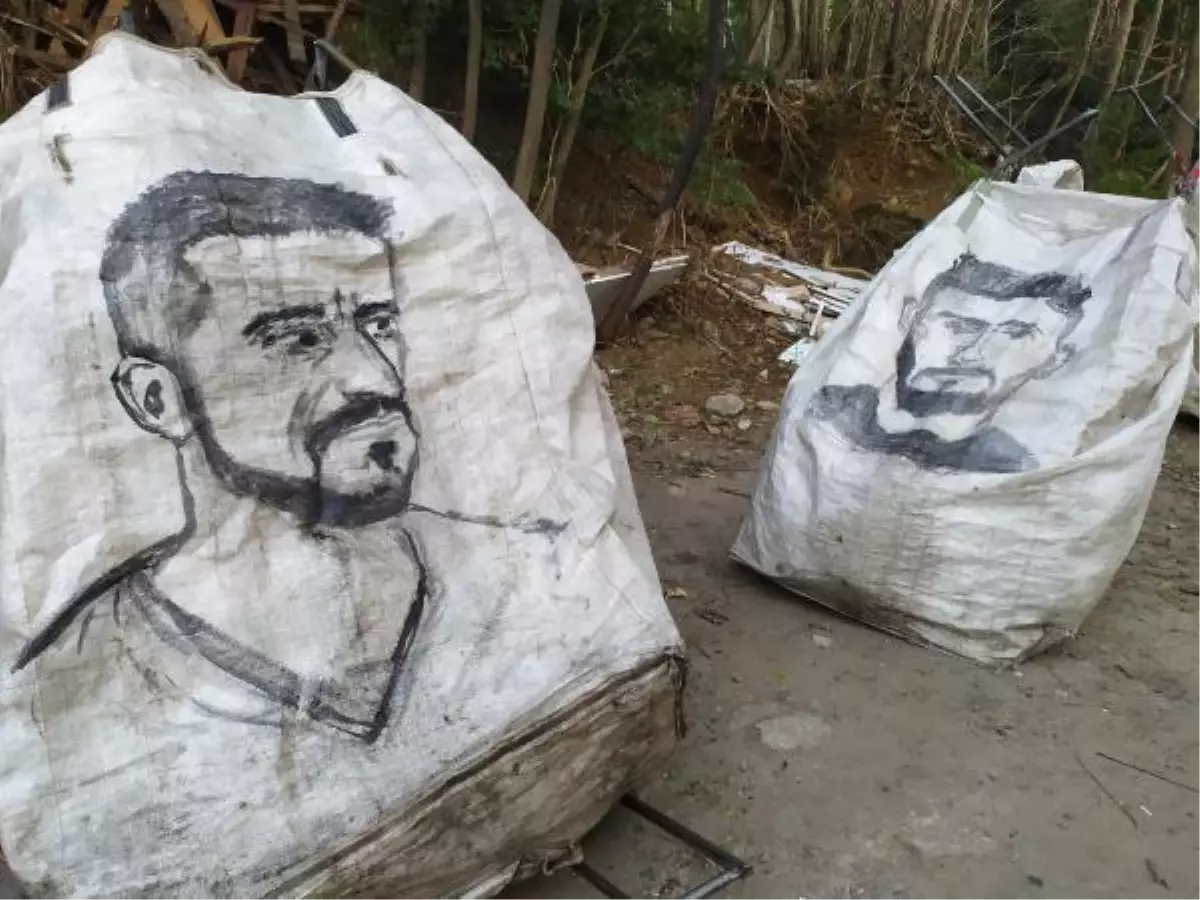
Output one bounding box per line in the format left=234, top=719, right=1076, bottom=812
left=223, top=0, right=256, bottom=83
left=155, top=0, right=226, bottom=44
left=283, top=0, right=304, bottom=64
left=154, top=0, right=200, bottom=45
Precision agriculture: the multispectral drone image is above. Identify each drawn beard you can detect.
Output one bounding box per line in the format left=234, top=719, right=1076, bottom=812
left=894, top=336, right=994, bottom=417
left=183, top=386, right=418, bottom=528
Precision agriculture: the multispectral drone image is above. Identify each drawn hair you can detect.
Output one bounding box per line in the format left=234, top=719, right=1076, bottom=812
left=921, top=252, right=1091, bottom=320
left=99, top=171, right=394, bottom=357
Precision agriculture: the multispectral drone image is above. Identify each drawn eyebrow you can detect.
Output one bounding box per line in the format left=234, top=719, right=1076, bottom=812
left=242, top=305, right=327, bottom=339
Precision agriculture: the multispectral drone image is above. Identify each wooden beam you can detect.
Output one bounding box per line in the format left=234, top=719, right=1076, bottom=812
left=283, top=0, right=305, bottom=64
left=223, top=0, right=256, bottom=83
left=154, top=0, right=226, bottom=44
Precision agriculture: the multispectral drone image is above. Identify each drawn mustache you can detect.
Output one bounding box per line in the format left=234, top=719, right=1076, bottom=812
left=912, top=366, right=996, bottom=389
left=305, top=395, right=409, bottom=459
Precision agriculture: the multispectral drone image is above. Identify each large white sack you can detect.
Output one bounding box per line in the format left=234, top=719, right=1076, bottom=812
left=0, top=34, right=682, bottom=897
left=734, top=180, right=1197, bottom=664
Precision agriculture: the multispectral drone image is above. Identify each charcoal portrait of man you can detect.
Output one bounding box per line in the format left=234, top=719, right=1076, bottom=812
left=810, top=252, right=1092, bottom=474
left=11, top=171, right=560, bottom=741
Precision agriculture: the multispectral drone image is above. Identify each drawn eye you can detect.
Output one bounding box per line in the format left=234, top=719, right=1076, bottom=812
left=258, top=322, right=336, bottom=356
left=1000, top=321, right=1038, bottom=339
left=945, top=317, right=984, bottom=335
left=360, top=310, right=398, bottom=342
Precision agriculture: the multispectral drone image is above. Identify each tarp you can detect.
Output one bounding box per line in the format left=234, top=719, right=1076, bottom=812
left=734, top=179, right=1197, bottom=663
left=0, top=34, right=682, bottom=897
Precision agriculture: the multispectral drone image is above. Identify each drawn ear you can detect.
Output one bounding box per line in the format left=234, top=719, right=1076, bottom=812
left=111, top=357, right=192, bottom=443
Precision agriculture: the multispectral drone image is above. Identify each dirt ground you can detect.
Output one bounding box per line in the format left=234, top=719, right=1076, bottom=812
left=510, top=412, right=1199, bottom=900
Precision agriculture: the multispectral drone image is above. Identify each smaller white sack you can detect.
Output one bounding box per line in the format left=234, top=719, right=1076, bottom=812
left=1016, top=159, right=1085, bottom=191
left=733, top=181, right=1197, bottom=663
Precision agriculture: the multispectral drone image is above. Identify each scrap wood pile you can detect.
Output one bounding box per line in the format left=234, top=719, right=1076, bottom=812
left=705, top=241, right=870, bottom=365
left=0, top=0, right=355, bottom=116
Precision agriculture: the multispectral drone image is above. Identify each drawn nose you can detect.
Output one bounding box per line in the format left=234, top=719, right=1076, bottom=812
left=334, top=332, right=402, bottom=398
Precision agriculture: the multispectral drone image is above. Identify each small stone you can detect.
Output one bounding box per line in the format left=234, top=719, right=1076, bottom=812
left=737, top=418, right=753, bottom=431
left=756, top=712, right=831, bottom=751
left=667, top=482, right=687, bottom=498
left=811, top=632, right=833, bottom=649
left=734, top=277, right=762, bottom=295
left=706, top=393, right=746, bottom=417
left=758, top=369, right=770, bottom=381
left=680, top=449, right=693, bottom=459
left=755, top=400, right=780, bottom=411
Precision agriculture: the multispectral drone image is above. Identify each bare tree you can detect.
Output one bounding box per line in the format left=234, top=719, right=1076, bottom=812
left=1169, top=17, right=1198, bottom=166
left=774, top=0, right=803, bottom=78
left=462, top=0, right=484, bottom=141
left=884, top=0, right=904, bottom=88
left=852, top=0, right=883, bottom=78
left=537, top=8, right=612, bottom=226
left=746, top=0, right=774, bottom=65
left=1048, top=0, right=1104, bottom=133
left=944, top=0, right=974, bottom=72
left=920, top=0, right=951, bottom=73
left=512, top=0, right=564, bottom=205
left=1129, top=0, right=1166, bottom=86
left=408, top=0, right=428, bottom=102
left=1097, top=0, right=1139, bottom=108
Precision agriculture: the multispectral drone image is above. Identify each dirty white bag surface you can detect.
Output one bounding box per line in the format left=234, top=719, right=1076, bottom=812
left=734, top=180, right=1197, bottom=663
left=0, top=34, right=682, bottom=897
left=1016, top=159, right=1085, bottom=191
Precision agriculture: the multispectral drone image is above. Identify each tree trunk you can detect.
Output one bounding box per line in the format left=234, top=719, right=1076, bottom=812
left=853, top=0, right=882, bottom=77
left=774, top=0, right=802, bottom=78
left=1129, top=0, right=1166, bottom=86
left=836, top=0, right=860, bottom=75
left=460, top=0, right=484, bottom=140
left=805, top=0, right=823, bottom=75
left=920, top=0, right=951, bottom=73
left=511, top=0, right=564, bottom=205
left=1048, top=0, right=1104, bottom=133
left=884, top=0, right=904, bottom=88
left=816, top=0, right=833, bottom=76
left=1165, top=0, right=1191, bottom=98
left=537, top=9, right=610, bottom=226
left=973, top=0, right=989, bottom=74
left=1169, top=18, right=1199, bottom=166
left=597, top=0, right=727, bottom=342
left=945, top=0, right=973, bottom=72
left=746, top=0, right=773, bottom=65
left=1097, top=0, right=1139, bottom=108
left=462, top=0, right=483, bottom=141
left=408, top=0, right=428, bottom=102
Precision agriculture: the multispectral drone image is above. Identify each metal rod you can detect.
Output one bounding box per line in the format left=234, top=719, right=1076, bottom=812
left=312, top=38, right=357, bottom=74
left=954, top=74, right=1031, bottom=147
left=1128, top=87, right=1173, bottom=150
left=621, top=795, right=751, bottom=874
left=992, top=108, right=1099, bottom=177
left=566, top=796, right=751, bottom=900
left=932, top=75, right=1008, bottom=154
left=1162, top=93, right=1197, bottom=130
left=573, top=862, right=629, bottom=899
left=682, top=869, right=748, bottom=900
